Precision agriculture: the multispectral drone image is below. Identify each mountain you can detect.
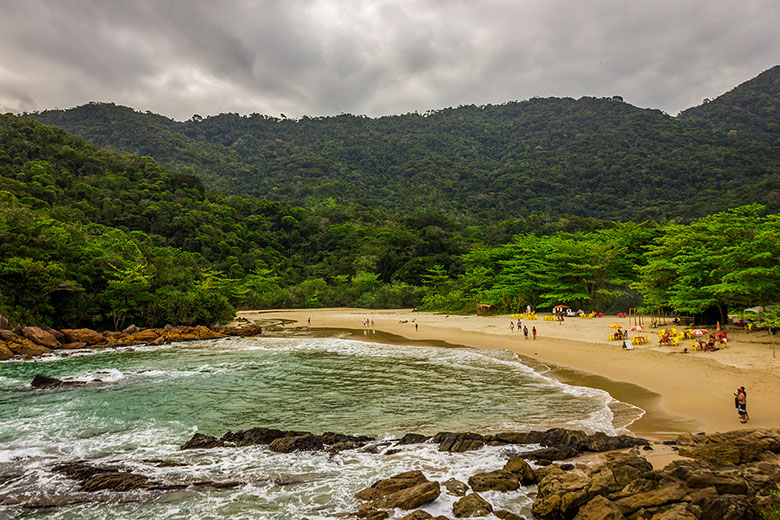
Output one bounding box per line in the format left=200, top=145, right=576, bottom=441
left=29, top=67, right=780, bottom=221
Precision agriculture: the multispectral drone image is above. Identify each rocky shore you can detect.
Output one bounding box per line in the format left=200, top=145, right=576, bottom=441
left=7, top=421, right=780, bottom=519
left=0, top=322, right=264, bottom=360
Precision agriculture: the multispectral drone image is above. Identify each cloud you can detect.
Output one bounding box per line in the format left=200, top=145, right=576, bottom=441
left=0, top=0, right=778, bottom=120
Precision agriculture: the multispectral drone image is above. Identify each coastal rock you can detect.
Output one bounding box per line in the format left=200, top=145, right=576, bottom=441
left=356, top=470, right=440, bottom=510
left=21, top=326, right=61, bottom=348
left=525, top=445, right=580, bottom=461
left=452, top=492, right=492, bottom=517
left=320, top=431, right=374, bottom=445
left=398, top=433, right=431, bottom=445
left=221, top=427, right=304, bottom=446
left=82, top=471, right=153, bottom=492
left=0, top=314, right=7, bottom=329
left=60, top=341, right=87, bottom=349
left=442, top=477, right=469, bottom=496
left=31, top=374, right=86, bottom=389
left=398, top=511, right=435, bottom=520
left=695, top=494, right=759, bottom=520
left=494, top=510, right=526, bottom=520
left=41, top=326, right=64, bottom=340
left=432, top=432, right=485, bottom=452
left=61, top=328, right=105, bottom=345
left=128, top=329, right=160, bottom=343
left=504, top=456, right=537, bottom=484
left=468, top=469, right=519, bottom=492
left=268, top=434, right=324, bottom=453
left=351, top=505, right=390, bottom=520
left=14, top=340, right=53, bottom=357
left=215, top=325, right=263, bottom=337
left=613, top=484, right=689, bottom=516
left=574, top=496, right=625, bottom=520
left=0, top=343, right=12, bottom=360
left=677, top=428, right=780, bottom=465
left=491, top=431, right=531, bottom=444
left=180, top=433, right=227, bottom=450
left=685, top=469, right=748, bottom=495
left=649, top=503, right=701, bottom=520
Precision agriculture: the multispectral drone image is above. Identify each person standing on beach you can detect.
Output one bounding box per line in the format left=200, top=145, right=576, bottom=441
left=510, top=321, right=515, bottom=333
left=736, top=387, right=748, bottom=423
left=523, top=326, right=529, bottom=339
left=415, top=323, right=418, bottom=331
left=532, top=326, right=537, bottom=340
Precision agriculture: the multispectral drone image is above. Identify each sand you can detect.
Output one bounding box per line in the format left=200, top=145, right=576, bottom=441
left=238, top=308, right=780, bottom=440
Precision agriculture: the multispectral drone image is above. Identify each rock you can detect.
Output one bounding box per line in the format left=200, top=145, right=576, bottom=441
left=122, top=324, right=139, bottom=335
left=128, top=329, right=160, bottom=343
left=649, top=503, right=701, bottom=520
left=399, top=511, right=433, bottom=520
left=432, top=432, right=485, bottom=452
left=398, top=433, right=431, bottom=445
left=0, top=314, right=7, bottom=329
left=149, top=336, right=165, bottom=346
left=325, top=440, right=364, bottom=453
left=10, top=338, right=52, bottom=357
left=468, top=469, right=519, bottom=492
left=585, top=432, right=650, bottom=452
left=452, top=493, right=492, bottom=518
left=320, top=431, right=374, bottom=445
left=60, top=341, right=87, bottom=349
left=356, top=470, right=440, bottom=510
left=31, top=374, right=86, bottom=389
left=81, top=471, right=152, bottom=492
left=685, top=469, right=748, bottom=495
left=442, top=477, right=469, bottom=496
left=221, top=427, right=306, bottom=446
left=61, top=328, right=105, bottom=345
left=613, top=484, right=688, bottom=516
left=351, top=505, right=390, bottom=520
left=494, top=510, right=526, bottom=520
left=695, top=494, right=759, bottom=520
left=492, top=431, right=531, bottom=444
left=21, top=326, right=61, bottom=348
left=676, top=428, right=780, bottom=464
left=216, top=325, right=263, bottom=337
left=181, top=433, right=227, bottom=450
left=504, top=456, right=537, bottom=484
left=574, top=496, right=625, bottom=520
left=0, top=342, right=13, bottom=360
left=560, top=463, right=575, bottom=471
left=268, top=434, right=324, bottom=453
left=525, top=445, right=579, bottom=460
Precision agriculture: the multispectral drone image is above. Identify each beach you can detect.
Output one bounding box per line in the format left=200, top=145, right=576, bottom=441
left=243, top=308, right=780, bottom=440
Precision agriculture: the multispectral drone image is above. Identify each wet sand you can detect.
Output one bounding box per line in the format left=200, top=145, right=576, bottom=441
left=239, top=308, right=780, bottom=440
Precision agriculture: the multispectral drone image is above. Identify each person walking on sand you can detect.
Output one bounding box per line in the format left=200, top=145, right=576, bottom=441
left=532, top=326, right=537, bottom=340
left=510, top=321, right=515, bottom=333
left=736, top=386, right=748, bottom=423
left=523, top=326, right=529, bottom=339
left=415, top=323, right=418, bottom=331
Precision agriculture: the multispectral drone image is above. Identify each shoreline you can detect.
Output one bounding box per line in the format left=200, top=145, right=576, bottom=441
left=242, top=308, right=780, bottom=440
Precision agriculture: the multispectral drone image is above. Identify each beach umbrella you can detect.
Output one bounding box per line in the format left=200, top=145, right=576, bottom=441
left=691, top=329, right=708, bottom=336
left=609, top=323, right=621, bottom=328
left=631, top=325, right=644, bottom=331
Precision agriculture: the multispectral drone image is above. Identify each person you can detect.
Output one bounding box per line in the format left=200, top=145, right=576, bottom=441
left=308, top=317, right=311, bottom=327
left=510, top=321, right=515, bottom=333
left=523, top=326, right=529, bottom=339
left=415, top=323, right=418, bottom=331
left=736, top=387, right=748, bottom=423
left=532, top=326, right=537, bottom=340
left=371, top=317, right=374, bottom=326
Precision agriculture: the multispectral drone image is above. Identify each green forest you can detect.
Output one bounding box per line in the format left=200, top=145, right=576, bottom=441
left=1, top=66, right=779, bottom=329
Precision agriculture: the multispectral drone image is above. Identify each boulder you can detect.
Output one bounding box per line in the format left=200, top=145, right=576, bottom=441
left=613, top=484, right=689, bottom=516
left=0, top=343, right=13, bottom=360
left=398, top=433, right=431, bottom=445
left=649, top=503, right=701, bottom=520
left=432, top=432, right=485, bottom=452
left=468, top=469, right=519, bottom=492
left=14, top=340, right=53, bottom=357
left=574, top=496, right=625, bottom=520
left=356, top=470, right=440, bottom=510
left=0, top=314, right=7, bottom=329
left=504, top=456, right=537, bottom=484
left=180, top=433, right=227, bottom=450
left=685, top=469, right=748, bottom=495
left=452, top=493, right=492, bottom=518
left=351, top=505, right=390, bottom=520
left=221, top=427, right=305, bottom=446
left=442, top=477, right=469, bottom=496
left=676, top=428, right=780, bottom=464
left=21, top=326, right=61, bottom=348
left=494, top=510, right=526, bottom=520
left=60, top=342, right=87, bottom=349
left=81, top=471, right=152, bottom=492
left=695, top=494, right=759, bottom=520
left=268, top=434, right=324, bottom=453
left=491, top=431, right=531, bottom=444
left=61, top=328, right=105, bottom=345
left=128, top=329, right=161, bottom=343
left=525, top=445, right=579, bottom=460
left=31, top=374, right=86, bottom=389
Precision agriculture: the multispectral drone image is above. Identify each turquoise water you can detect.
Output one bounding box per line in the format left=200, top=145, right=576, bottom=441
left=0, top=334, right=640, bottom=519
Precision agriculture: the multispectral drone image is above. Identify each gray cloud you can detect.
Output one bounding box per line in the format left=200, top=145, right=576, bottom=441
left=0, top=0, right=778, bottom=120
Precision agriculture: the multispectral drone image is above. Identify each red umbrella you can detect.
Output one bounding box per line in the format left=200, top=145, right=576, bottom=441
left=690, top=329, right=708, bottom=336
left=631, top=325, right=644, bottom=331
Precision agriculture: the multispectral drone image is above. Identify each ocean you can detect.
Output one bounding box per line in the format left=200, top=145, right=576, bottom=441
left=0, top=333, right=643, bottom=519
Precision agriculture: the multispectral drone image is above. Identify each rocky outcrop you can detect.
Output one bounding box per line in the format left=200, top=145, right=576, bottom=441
left=468, top=469, right=519, bottom=492
left=355, top=470, right=441, bottom=510
left=432, top=432, right=485, bottom=452
left=31, top=374, right=87, bottom=389
left=22, top=326, right=61, bottom=349
left=504, top=456, right=537, bottom=485
left=452, top=492, right=492, bottom=517
left=61, top=328, right=106, bottom=345
left=181, top=427, right=374, bottom=454
left=443, top=477, right=469, bottom=496
left=574, top=495, right=625, bottom=519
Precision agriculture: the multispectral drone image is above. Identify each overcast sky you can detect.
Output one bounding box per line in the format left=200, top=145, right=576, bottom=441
left=1, top=0, right=778, bottom=121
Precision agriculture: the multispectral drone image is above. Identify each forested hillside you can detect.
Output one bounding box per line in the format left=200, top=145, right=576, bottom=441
left=30, top=66, right=780, bottom=222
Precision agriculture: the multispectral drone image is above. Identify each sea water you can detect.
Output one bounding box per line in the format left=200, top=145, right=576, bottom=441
left=0, top=334, right=643, bottom=519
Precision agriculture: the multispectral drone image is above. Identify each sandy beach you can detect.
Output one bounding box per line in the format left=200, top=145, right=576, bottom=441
left=240, top=308, right=780, bottom=440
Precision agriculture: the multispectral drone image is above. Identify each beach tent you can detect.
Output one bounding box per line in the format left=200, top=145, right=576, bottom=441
left=745, top=306, right=765, bottom=313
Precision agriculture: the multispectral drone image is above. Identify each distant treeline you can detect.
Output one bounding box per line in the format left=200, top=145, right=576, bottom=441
left=1, top=115, right=778, bottom=329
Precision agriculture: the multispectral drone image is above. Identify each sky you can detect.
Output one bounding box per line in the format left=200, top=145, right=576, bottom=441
left=1, top=0, right=778, bottom=121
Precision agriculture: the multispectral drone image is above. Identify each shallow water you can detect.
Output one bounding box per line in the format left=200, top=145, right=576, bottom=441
left=0, top=335, right=643, bottom=519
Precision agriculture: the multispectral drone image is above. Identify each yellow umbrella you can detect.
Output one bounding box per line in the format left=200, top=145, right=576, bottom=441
left=609, top=323, right=621, bottom=328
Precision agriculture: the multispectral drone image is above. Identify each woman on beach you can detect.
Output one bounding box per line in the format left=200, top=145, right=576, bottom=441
left=736, top=387, right=748, bottom=423
left=523, top=326, right=529, bottom=339
left=532, top=326, right=537, bottom=340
